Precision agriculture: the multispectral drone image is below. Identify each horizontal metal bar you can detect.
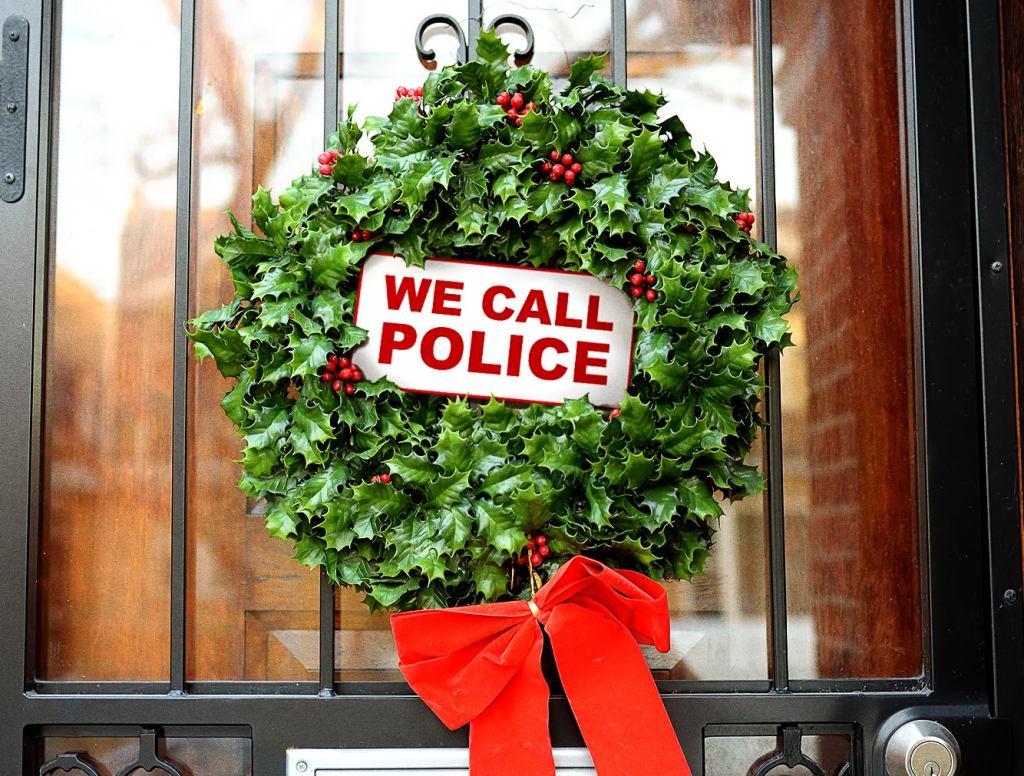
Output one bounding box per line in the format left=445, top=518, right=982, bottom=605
left=32, top=724, right=250, bottom=738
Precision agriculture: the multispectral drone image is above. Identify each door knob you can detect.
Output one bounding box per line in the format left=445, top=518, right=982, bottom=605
left=885, top=720, right=960, bottom=776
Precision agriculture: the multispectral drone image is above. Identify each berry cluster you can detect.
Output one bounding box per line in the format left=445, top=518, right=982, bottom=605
left=395, top=85, right=423, bottom=102
left=317, top=149, right=340, bottom=176
left=734, top=211, right=755, bottom=234
left=626, top=259, right=657, bottom=302
left=496, top=91, right=535, bottom=127
left=369, top=472, right=392, bottom=485
left=538, top=150, right=582, bottom=186
left=515, top=532, right=551, bottom=567
left=320, top=353, right=363, bottom=396
left=350, top=228, right=377, bottom=242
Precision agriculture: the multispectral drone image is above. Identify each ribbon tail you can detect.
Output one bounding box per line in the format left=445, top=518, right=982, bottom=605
left=469, top=631, right=555, bottom=776
left=546, top=603, right=693, bottom=776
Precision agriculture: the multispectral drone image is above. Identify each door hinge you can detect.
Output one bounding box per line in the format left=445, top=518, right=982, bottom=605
left=0, top=15, right=28, bottom=204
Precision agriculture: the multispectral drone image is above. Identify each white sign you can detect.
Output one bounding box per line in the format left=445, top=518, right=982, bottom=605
left=353, top=254, right=635, bottom=407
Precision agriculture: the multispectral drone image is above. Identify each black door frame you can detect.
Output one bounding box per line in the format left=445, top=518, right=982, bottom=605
left=0, top=0, right=1021, bottom=773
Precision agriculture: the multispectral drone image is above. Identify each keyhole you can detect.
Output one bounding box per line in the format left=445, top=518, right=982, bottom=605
left=923, top=763, right=940, bottom=776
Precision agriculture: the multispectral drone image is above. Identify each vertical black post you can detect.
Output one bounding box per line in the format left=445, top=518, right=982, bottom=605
left=752, top=0, right=788, bottom=692
left=170, top=0, right=198, bottom=695
left=319, top=0, right=341, bottom=698
left=467, top=0, right=481, bottom=60
left=610, top=0, right=626, bottom=88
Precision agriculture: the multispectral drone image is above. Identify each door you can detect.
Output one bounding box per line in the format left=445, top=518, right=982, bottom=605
left=0, top=0, right=1020, bottom=773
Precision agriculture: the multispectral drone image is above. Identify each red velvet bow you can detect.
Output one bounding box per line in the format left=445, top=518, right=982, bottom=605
left=391, top=556, right=692, bottom=775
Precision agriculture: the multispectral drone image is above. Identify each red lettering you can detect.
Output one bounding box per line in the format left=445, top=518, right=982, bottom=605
left=483, top=285, right=515, bottom=321
left=507, top=334, right=524, bottom=377
left=421, top=327, right=464, bottom=370
left=529, top=338, right=568, bottom=381
left=385, top=275, right=432, bottom=312
left=573, top=341, right=610, bottom=385
left=467, top=330, right=501, bottom=375
left=515, top=289, right=552, bottom=325
left=585, top=295, right=614, bottom=331
left=431, top=280, right=463, bottom=316
left=554, top=292, right=583, bottom=328
left=379, top=322, right=417, bottom=364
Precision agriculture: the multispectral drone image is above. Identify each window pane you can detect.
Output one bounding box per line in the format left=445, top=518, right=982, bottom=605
left=627, top=0, right=769, bottom=679
left=38, top=736, right=251, bottom=776
left=187, top=0, right=324, bottom=680
left=775, top=0, right=922, bottom=678
left=39, top=0, right=180, bottom=680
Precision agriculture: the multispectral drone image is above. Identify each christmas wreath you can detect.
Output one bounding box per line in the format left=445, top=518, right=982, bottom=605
left=188, top=32, right=797, bottom=613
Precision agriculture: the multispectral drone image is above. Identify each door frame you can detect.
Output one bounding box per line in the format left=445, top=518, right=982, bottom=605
left=0, top=0, right=1021, bottom=773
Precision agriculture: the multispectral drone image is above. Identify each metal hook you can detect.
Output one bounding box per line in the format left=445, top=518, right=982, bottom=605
left=414, top=14, right=469, bottom=65
left=748, top=726, right=828, bottom=776
left=486, top=14, right=535, bottom=64
left=39, top=752, right=103, bottom=776
left=113, top=729, right=184, bottom=776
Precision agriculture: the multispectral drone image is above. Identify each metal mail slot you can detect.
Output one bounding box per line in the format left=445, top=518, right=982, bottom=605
left=286, top=748, right=596, bottom=775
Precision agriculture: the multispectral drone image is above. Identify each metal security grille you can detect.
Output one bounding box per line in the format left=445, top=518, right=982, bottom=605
left=0, top=0, right=1020, bottom=774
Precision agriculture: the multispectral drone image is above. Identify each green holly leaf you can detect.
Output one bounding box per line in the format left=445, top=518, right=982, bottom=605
left=450, top=102, right=483, bottom=149
left=568, top=53, right=606, bottom=89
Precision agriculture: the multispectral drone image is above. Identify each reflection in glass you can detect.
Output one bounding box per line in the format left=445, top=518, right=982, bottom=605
left=704, top=735, right=851, bottom=776
left=335, top=587, right=403, bottom=681
left=187, top=0, right=325, bottom=680
left=39, top=737, right=251, bottom=776
left=39, top=0, right=180, bottom=680
left=627, top=0, right=768, bottom=680
left=774, top=0, right=921, bottom=679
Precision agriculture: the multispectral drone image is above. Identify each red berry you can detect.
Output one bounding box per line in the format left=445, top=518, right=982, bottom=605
left=645, top=289, right=657, bottom=302
left=629, top=273, right=644, bottom=285
left=329, top=150, right=339, bottom=161
left=561, top=154, right=573, bottom=166
left=318, top=152, right=332, bottom=164
left=351, top=369, right=363, bottom=382
left=610, top=407, right=622, bottom=417
left=414, top=87, right=423, bottom=97
left=564, top=170, right=576, bottom=186
left=570, top=162, right=582, bottom=173
left=535, top=535, right=547, bottom=546
left=332, top=380, right=342, bottom=392
left=351, top=230, right=362, bottom=241
left=370, top=475, right=380, bottom=483
left=510, top=93, right=524, bottom=109
left=516, top=555, right=527, bottom=565
left=514, top=117, right=523, bottom=127
left=321, top=372, right=333, bottom=383
left=539, top=544, right=551, bottom=557
left=360, top=230, right=372, bottom=241
left=339, top=368, right=353, bottom=381
left=507, top=109, right=518, bottom=120
left=524, top=102, right=536, bottom=113
left=541, top=161, right=552, bottom=173
left=549, top=171, right=560, bottom=182
left=530, top=552, right=542, bottom=567
left=344, top=383, right=355, bottom=395
left=327, top=353, right=338, bottom=364
left=551, top=163, right=565, bottom=178
left=338, top=357, right=350, bottom=368
left=550, top=150, right=560, bottom=161
left=380, top=473, right=391, bottom=484
left=497, top=91, right=510, bottom=105
left=645, top=273, right=656, bottom=285
left=633, top=260, right=646, bottom=272
left=319, top=164, right=333, bottom=175
left=629, top=285, right=643, bottom=298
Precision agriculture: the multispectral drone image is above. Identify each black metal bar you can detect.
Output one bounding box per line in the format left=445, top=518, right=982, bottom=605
left=415, top=14, right=469, bottom=65
left=466, top=0, right=481, bottom=61
left=169, top=0, right=197, bottom=697
left=319, top=0, right=341, bottom=698
left=966, top=0, right=1024, bottom=742
left=752, top=0, right=787, bottom=693
left=610, top=0, right=626, bottom=87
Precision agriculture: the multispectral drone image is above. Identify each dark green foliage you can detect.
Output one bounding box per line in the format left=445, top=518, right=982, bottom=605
left=188, top=33, right=797, bottom=611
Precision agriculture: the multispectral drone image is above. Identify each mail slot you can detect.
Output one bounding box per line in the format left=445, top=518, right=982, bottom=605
left=286, top=748, right=596, bottom=775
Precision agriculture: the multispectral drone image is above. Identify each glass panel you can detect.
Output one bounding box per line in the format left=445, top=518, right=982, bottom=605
left=38, top=737, right=251, bottom=776
left=483, top=0, right=612, bottom=81
left=340, top=1, right=466, bottom=124
left=335, top=587, right=403, bottom=681
left=39, top=0, right=180, bottom=680
left=626, top=0, right=768, bottom=679
left=704, top=735, right=851, bottom=776
left=774, top=0, right=921, bottom=678
left=187, top=0, right=324, bottom=680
